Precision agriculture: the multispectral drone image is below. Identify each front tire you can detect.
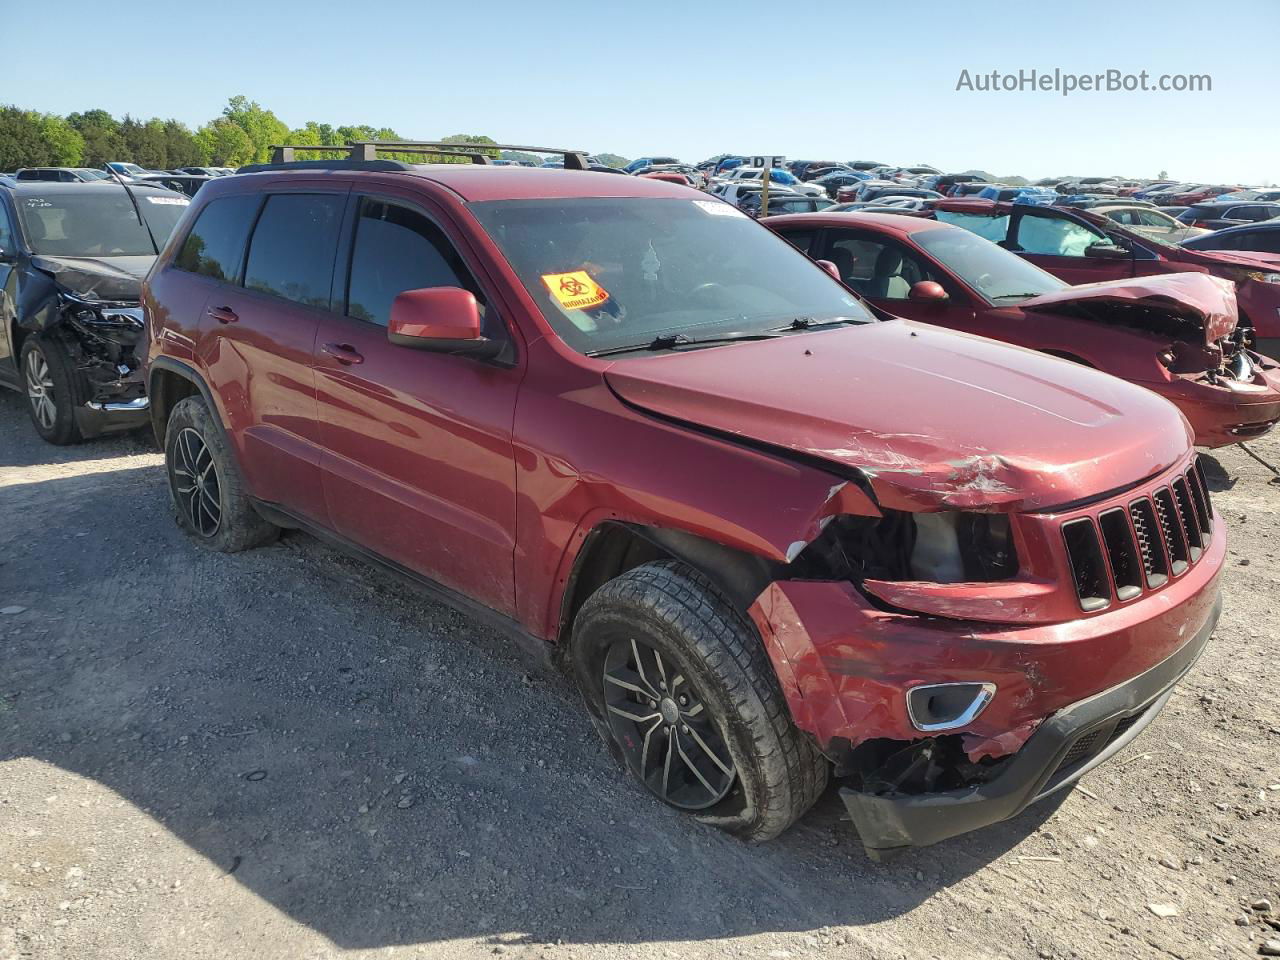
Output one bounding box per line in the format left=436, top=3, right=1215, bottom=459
left=164, top=395, right=278, bottom=552
left=21, top=336, right=84, bottom=445
left=570, top=560, right=828, bottom=841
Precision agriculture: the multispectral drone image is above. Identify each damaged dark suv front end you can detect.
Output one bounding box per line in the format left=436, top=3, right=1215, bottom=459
left=0, top=181, right=188, bottom=442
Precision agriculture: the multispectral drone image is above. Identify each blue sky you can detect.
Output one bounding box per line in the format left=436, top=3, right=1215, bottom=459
left=8, top=0, right=1278, bottom=183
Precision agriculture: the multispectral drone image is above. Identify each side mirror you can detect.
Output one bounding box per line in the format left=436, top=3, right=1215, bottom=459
left=0, top=246, right=14, bottom=264
left=1085, top=242, right=1130, bottom=259
left=388, top=287, right=501, bottom=358
left=908, top=280, right=949, bottom=302
left=816, top=259, right=842, bottom=281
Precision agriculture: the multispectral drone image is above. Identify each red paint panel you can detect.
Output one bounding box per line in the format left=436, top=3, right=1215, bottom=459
left=603, top=322, right=1190, bottom=513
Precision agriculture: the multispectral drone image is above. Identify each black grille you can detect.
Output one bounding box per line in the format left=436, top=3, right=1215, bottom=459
left=1129, top=498, right=1169, bottom=588
left=1186, top=462, right=1212, bottom=536
left=1052, top=706, right=1150, bottom=780
left=1063, top=459, right=1212, bottom=610
left=1099, top=508, right=1143, bottom=602
left=1058, top=729, right=1105, bottom=769
left=1171, top=477, right=1202, bottom=562
left=1063, top=519, right=1110, bottom=611
left=1152, top=487, right=1189, bottom=575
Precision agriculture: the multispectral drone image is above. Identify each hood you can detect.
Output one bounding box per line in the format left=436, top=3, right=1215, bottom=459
left=30, top=255, right=153, bottom=303
left=603, top=321, right=1191, bottom=513
left=1020, top=272, right=1238, bottom=345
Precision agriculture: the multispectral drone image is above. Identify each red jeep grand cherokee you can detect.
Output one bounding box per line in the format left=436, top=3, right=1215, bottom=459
left=142, top=145, right=1224, bottom=858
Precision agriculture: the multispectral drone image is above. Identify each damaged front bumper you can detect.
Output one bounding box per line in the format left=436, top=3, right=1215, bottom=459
left=840, top=593, right=1217, bottom=857
left=76, top=395, right=150, bottom=438
left=1154, top=365, right=1280, bottom=447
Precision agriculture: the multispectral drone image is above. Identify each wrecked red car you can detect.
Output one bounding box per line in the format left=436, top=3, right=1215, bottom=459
left=143, top=144, right=1224, bottom=858
left=767, top=212, right=1280, bottom=447
left=931, top=198, right=1280, bottom=361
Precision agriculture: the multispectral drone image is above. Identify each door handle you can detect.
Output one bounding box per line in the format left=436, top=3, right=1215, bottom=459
left=206, top=305, right=238, bottom=324
left=322, top=342, right=364, bottom=365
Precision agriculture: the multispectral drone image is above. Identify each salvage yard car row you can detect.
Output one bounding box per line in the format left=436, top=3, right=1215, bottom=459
left=0, top=141, right=1265, bottom=860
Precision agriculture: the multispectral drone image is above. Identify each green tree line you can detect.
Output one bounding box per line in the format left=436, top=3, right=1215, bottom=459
left=0, top=96, right=628, bottom=171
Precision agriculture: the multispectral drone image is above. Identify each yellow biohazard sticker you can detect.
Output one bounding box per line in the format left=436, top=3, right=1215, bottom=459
left=542, top=271, right=610, bottom=310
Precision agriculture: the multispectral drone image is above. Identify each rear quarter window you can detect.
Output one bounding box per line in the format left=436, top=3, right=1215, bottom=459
left=174, top=194, right=260, bottom=282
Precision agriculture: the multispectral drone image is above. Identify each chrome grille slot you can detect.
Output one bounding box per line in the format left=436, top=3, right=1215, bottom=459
left=1062, top=518, right=1111, bottom=612
left=1098, top=508, right=1142, bottom=601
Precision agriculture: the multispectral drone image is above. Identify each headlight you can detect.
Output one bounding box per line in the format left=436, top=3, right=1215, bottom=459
left=910, top=512, right=1016, bottom=582
left=1220, top=267, right=1280, bottom=285
left=793, top=510, right=1017, bottom=586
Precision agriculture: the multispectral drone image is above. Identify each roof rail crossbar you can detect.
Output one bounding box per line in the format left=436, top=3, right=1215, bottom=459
left=347, top=141, right=592, bottom=170
left=345, top=143, right=499, bottom=164
left=269, top=144, right=349, bottom=163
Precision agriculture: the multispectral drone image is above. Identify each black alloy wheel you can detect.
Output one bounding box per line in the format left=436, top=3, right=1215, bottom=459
left=170, top=426, right=222, bottom=537
left=602, top=635, right=736, bottom=810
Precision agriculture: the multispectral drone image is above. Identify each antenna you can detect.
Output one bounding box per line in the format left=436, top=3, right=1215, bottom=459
left=105, top=166, right=160, bottom=256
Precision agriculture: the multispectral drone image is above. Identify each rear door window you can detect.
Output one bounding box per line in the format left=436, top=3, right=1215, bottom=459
left=174, top=194, right=260, bottom=282
left=243, top=194, right=345, bottom=308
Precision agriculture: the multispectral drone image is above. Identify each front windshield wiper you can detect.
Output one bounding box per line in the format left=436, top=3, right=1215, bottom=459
left=586, top=331, right=780, bottom=358
left=770, top=316, right=861, bottom=331
left=992, top=292, right=1046, bottom=302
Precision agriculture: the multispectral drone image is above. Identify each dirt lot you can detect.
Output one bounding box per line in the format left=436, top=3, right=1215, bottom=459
left=0, top=387, right=1277, bottom=960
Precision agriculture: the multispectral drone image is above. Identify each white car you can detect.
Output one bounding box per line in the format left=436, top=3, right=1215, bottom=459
left=708, top=180, right=803, bottom=209
left=723, top=167, right=827, bottom=198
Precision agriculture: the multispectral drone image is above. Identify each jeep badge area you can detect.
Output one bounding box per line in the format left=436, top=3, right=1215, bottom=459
left=143, top=142, right=1223, bottom=857
left=0, top=179, right=189, bottom=443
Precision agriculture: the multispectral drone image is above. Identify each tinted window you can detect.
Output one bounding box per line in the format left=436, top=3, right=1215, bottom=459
left=345, top=199, right=485, bottom=329
left=244, top=194, right=344, bottom=307
left=0, top=202, right=12, bottom=251
left=174, top=194, right=259, bottom=282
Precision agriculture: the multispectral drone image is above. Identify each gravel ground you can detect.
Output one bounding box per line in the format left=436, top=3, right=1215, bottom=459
left=1, top=387, right=1278, bottom=960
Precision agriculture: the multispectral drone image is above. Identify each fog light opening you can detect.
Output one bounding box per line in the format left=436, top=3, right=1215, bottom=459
left=906, top=682, right=997, bottom=732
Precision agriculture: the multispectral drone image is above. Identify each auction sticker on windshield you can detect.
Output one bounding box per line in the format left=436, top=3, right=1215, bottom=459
left=693, top=200, right=747, bottom=218
left=542, top=271, right=610, bottom=310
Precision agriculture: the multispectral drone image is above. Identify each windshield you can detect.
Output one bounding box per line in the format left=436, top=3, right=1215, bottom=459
left=915, top=225, right=1065, bottom=302
left=16, top=190, right=189, bottom=257
left=469, top=197, right=873, bottom=354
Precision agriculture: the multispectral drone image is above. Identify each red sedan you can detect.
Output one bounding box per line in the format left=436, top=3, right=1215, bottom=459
left=929, top=199, right=1280, bottom=360
left=767, top=212, right=1280, bottom=447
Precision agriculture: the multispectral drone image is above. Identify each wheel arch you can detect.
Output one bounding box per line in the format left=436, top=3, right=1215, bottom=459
left=147, top=357, right=219, bottom=448
left=554, top=520, right=778, bottom=648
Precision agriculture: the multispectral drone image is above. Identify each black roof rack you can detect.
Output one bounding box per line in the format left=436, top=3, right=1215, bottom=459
left=258, top=140, right=592, bottom=170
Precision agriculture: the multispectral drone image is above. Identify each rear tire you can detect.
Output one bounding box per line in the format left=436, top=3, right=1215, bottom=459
left=21, top=336, right=84, bottom=445
left=164, top=395, right=278, bottom=552
left=570, top=560, right=828, bottom=841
